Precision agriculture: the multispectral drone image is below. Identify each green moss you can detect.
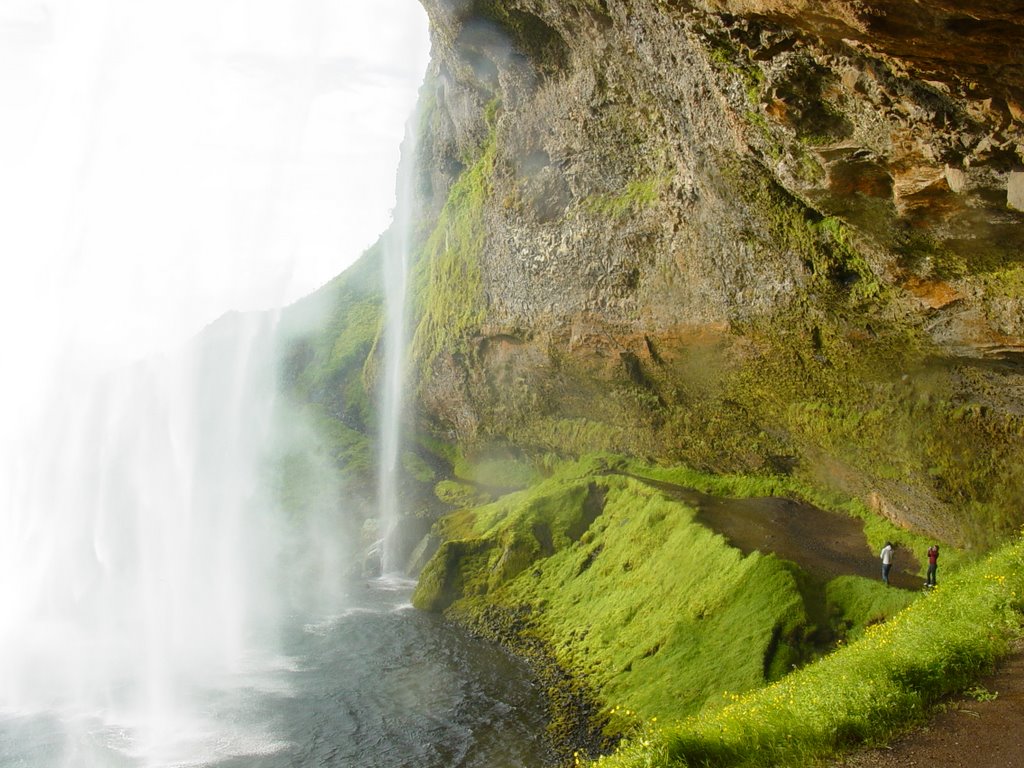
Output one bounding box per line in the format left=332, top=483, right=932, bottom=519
left=754, top=351, right=1024, bottom=548
left=583, top=172, right=669, bottom=220
left=409, top=133, right=494, bottom=372
left=414, top=538, right=493, bottom=612
left=477, top=456, right=540, bottom=487
left=415, top=429, right=460, bottom=467
left=724, top=157, right=881, bottom=301
left=435, top=479, right=492, bottom=509
left=414, top=469, right=601, bottom=610
left=453, top=451, right=543, bottom=491
left=417, top=463, right=829, bottom=729
left=703, top=31, right=765, bottom=105
left=277, top=245, right=384, bottom=498
left=521, top=418, right=629, bottom=455
left=743, top=110, right=783, bottom=161
left=826, top=575, right=919, bottom=642
left=402, top=450, right=437, bottom=484
left=980, top=263, right=1024, bottom=299
left=495, top=480, right=812, bottom=723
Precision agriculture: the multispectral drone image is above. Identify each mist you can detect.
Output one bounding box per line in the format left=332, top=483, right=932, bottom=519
left=0, top=1, right=434, bottom=764
left=0, top=0, right=428, bottom=364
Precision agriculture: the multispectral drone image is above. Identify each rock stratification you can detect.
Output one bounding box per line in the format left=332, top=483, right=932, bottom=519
left=407, top=0, right=1024, bottom=547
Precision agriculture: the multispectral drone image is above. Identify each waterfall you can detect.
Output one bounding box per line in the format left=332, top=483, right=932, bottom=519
left=0, top=310, right=346, bottom=764
left=378, top=120, right=418, bottom=576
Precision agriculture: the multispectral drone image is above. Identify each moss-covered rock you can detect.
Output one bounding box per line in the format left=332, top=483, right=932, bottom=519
left=415, top=460, right=852, bottom=725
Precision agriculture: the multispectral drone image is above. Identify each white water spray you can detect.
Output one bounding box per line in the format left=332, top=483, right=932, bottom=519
left=0, top=311, right=349, bottom=765
left=378, top=119, right=419, bottom=576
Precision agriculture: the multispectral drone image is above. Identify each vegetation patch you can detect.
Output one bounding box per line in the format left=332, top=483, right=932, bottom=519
left=583, top=172, right=670, bottom=220
left=413, top=456, right=934, bottom=759
left=409, top=131, right=493, bottom=374
left=735, top=315, right=1024, bottom=548
left=488, top=476, right=813, bottom=725
left=589, top=533, right=1024, bottom=768
left=826, top=575, right=919, bottom=643
left=451, top=441, right=544, bottom=491
left=434, top=478, right=492, bottom=509
left=723, top=156, right=881, bottom=301
left=277, top=245, right=384, bottom=500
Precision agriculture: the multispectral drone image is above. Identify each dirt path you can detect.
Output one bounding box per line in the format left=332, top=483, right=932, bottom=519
left=629, top=475, right=922, bottom=588
left=832, top=641, right=1024, bottom=768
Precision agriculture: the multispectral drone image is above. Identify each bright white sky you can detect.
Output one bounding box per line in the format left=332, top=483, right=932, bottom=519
left=0, top=0, right=430, bottom=368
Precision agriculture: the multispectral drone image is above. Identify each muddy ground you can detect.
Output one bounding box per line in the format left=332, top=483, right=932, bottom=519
left=633, top=476, right=924, bottom=587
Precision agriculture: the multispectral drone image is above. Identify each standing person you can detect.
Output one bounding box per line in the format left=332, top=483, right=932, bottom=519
left=926, top=544, right=939, bottom=587
left=880, top=542, right=894, bottom=585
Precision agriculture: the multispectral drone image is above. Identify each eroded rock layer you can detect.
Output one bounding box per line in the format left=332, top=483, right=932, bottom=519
left=405, top=0, right=1024, bottom=547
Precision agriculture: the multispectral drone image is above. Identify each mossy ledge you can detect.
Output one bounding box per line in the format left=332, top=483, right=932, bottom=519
left=411, top=456, right=929, bottom=761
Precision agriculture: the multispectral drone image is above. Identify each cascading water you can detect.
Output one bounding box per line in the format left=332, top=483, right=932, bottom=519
left=0, top=298, right=553, bottom=768
left=0, top=310, right=347, bottom=765
left=377, top=120, right=418, bottom=576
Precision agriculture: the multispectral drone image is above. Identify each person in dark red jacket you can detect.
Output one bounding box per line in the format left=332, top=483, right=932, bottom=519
left=925, top=544, right=939, bottom=587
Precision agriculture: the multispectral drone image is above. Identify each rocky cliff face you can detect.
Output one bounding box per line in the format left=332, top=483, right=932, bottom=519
left=405, top=0, right=1024, bottom=548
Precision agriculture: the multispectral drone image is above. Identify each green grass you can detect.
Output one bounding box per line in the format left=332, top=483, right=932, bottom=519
left=414, top=456, right=926, bottom=737
left=490, top=477, right=813, bottom=725
left=412, top=454, right=1008, bottom=765
left=826, top=576, right=919, bottom=642
left=589, top=533, right=1024, bottom=768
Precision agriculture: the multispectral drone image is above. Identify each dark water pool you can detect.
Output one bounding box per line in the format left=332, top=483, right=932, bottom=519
left=0, top=580, right=552, bottom=768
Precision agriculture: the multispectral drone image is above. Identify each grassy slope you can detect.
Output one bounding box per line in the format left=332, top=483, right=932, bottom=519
left=596, top=533, right=1024, bottom=768
left=413, top=457, right=925, bottom=748
left=492, top=478, right=810, bottom=720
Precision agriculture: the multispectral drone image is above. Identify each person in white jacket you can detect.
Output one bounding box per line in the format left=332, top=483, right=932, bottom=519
left=880, top=542, right=895, bottom=585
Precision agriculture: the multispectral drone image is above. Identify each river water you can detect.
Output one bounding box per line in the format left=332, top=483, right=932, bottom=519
left=0, top=578, right=552, bottom=768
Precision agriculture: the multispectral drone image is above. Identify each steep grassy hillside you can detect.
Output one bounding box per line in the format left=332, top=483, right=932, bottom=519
left=594, top=535, right=1024, bottom=768
left=412, top=456, right=935, bottom=757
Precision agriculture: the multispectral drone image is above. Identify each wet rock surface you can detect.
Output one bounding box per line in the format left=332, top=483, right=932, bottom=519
left=408, top=0, right=1024, bottom=546
left=417, top=0, right=1024, bottom=345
